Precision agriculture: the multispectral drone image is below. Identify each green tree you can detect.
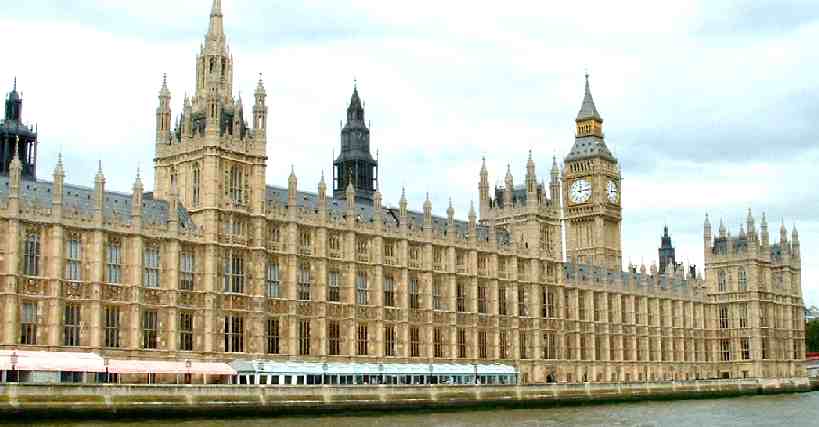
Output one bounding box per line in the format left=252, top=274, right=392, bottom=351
left=806, top=320, right=819, bottom=353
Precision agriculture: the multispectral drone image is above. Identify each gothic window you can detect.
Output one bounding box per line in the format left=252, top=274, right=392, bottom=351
left=299, top=319, right=310, bottom=356
left=620, top=295, right=628, bottom=324
left=518, top=286, right=528, bottom=316
left=65, top=233, right=82, bottom=281
left=223, top=250, right=245, bottom=294
left=327, top=320, right=340, bottom=356
left=106, top=238, right=122, bottom=284
left=266, top=258, right=280, bottom=298
left=356, top=324, right=368, bottom=356
left=20, top=302, right=37, bottom=345
left=432, top=247, right=444, bottom=271
left=266, top=318, right=280, bottom=354
left=409, top=276, right=420, bottom=309
left=456, top=282, right=466, bottom=313
left=228, top=164, right=244, bottom=205
left=268, top=223, right=282, bottom=248
left=63, top=304, right=81, bottom=347
left=299, top=228, right=312, bottom=255
left=738, top=268, right=748, bottom=291
left=457, top=328, right=467, bottom=358
left=384, top=274, right=396, bottom=307
left=434, top=327, right=445, bottom=358
left=498, top=286, right=507, bottom=315
left=739, top=303, right=748, bottom=328
left=179, top=250, right=195, bottom=291
left=719, top=305, right=729, bottom=329
left=520, top=331, right=528, bottom=359
left=23, top=231, right=40, bottom=276
left=179, top=312, right=193, bottom=351
left=478, top=284, right=488, bottom=314
left=224, top=314, right=244, bottom=353
left=385, top=325, right=397, bottom=357
left=718, top=270, right=727, bottom=292
left=721, top=338, right=731, bottom=361
left=143, top=310, right=158, bottom=349
left=410, top=327, right=421, bottom=358
left=499, top=330, right=509, bottom=359
left=579, top=292, right=587, bottom=321
left=356, top=238, right=370, bottom=262
left=409, top=245, right=421, bottom=268
left=543, top=331, right=558, bottom=360
left=143, top=244, right=161, bottom=288
left=327, top=233, right=341, bottom=257
left=741, top=337, right=751, bottom=360
left=356, top=271, right=369, bottom=305
left=104, top=306, right=120, bottom=348
left=328, top=269, right=340, bottom=302
left=479, top=330, right=488, bottom=359
left=297, top=262, right=311, bottom=301
left=432, top=277, right=443, bottom=311
left=191, top=163, right=200, bottom=207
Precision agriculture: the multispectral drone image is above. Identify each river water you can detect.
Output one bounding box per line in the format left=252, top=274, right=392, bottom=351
left=19, top=391, right=819, bottom=426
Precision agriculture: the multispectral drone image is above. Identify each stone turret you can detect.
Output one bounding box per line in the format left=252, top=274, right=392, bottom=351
left=479, top=157, right=490, bottom=219
left=52, top=153, right=64, bottom=219
left=94, top=161, right=105, bottom=224
left=503, top=164, right=513, bottom=208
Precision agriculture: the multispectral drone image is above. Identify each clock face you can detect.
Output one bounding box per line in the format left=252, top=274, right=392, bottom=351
left=569, top=179, right=592, bottom=204
left=607, top=180, right=618, bottom=203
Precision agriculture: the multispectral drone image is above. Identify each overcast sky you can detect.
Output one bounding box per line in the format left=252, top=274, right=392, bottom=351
left=2, top=0, right=817, bottom=305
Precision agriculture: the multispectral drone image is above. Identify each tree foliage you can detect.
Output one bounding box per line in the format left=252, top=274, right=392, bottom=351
left=806, top=320, right=819, bottom=353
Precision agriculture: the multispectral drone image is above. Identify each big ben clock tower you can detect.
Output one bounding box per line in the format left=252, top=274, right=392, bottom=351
left=562, top=74, right=622, bottom=270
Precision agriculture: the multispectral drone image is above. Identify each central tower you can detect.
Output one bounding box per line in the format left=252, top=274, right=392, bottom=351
left=333, top=84, right=378, bottom=204
left=562, top=75, right=622, bottom=270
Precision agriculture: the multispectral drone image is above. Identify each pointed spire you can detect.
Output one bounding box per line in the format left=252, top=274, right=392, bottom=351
left=95, top=160, right=105, bottom=181
left=399, top=186, right=408, bottom=217
left=160, top=73, right=170, bottom=97
left=53, top=152, right=65, bottom=178
left=469, top=200, right=476, bottom=219
left=704, top=213, right=711, bottom=227
left=207, top=0, right=224, bottom=39
left=480, top=156, right=488, bottom=176
left=577, top=73, right=602, bottom=121
left=447, top=198, right=455, bottom=219
left=551, top=155, right=559, bottom=175
left=255, top=73, right=266, bottom=97
left=505, top=163, right=513, bottom=184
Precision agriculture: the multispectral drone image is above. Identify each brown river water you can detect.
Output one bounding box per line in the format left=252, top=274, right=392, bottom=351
left=13, top=391, right=819, bottom=426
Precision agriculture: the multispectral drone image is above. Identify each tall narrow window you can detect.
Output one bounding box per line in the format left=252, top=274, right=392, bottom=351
left=479, top=330, right=488, bottom=359
left=409, top=276, right=420, bottom=309
left=328, top=321, right=340, bottom=356
left=518, top=286, right=527, bottom=316
left=63, top=304, right=81, bottom=347
left=741, top=337, right=751, bottom=360
left=456, top=282, right=466, bottom=313
left=104, top=306, right=119, bottom=348
left=739, top=303, right=748, bottom=328
left=328, top=269, right=340, bottom=302
left=229, top=164, right=244, bottom=205
left=106, top=238, right=122, bottom=284
left=179, top=312, right=193, bottom=351
left=721, top=338, right=731, bottom=361
left=357, top=324, right=368, bottom=356
left=499, top=331, right=509, bottom=359
left=23, top=232, right=41, bottom=276
left=478, top=285, right=488, bottom=314
left=299, top=229, right=312, bottom=255
left=143, top=310, right=158, bottom=349
left=65, top=234, right=82, bottom=281
left=434, top=328, right=445, bottom=358
left=223, top=251, right=245, bottom=294
left=432, top=278, right=443, bottom=311
left=266, top=318, right=280, bottom=354
left=498, top=287, right=507, bottom=315
left=718, top=270, right=727, bottom=292
left=143, top=245, right=160, bottom=288
left=410, top=327, right=421, bottom=357
left=299, top=319, right=310, bottom=356
left=738, top=268, right=748, bottom=291
left=20, top=302, right=37, bottom=345
left=224, top=314, right=244, bottom=353
left=719, top=305, right=729, bottom=329
left=385, top=325, right=396, bottom=357
left=266, top=259, right=280, bottom=298
left=356, top=272, right=369, bottom=305
left=191, top=163, right=200, bottom=207
left=543, top=331, right=558, bottom=360
left=298, top=262, right=311, bottom=301
left=179, top=251, right=195, bottom=290
left=384, top=274, right=396, bottom=307
left=457, top=328, right=467, bottom=358
left=520, top=331, right=528, bottom=359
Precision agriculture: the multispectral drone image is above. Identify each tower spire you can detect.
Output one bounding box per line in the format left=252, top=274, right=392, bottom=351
left=208, top=0, right=224, bottom=39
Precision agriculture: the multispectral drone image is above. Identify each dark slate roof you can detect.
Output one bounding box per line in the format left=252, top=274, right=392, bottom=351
left=565, top=135, right=616, bottom=162
left=0, top=175, right=196, bottom=229
left=265, top=184, right=509, bottom=244
left=576, top=75, right=602, bottom=122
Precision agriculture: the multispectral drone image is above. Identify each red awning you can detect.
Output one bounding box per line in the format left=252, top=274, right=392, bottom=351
left=107, top=359, right=235, bottom=375
left=0, top=350, right=106, bottom=372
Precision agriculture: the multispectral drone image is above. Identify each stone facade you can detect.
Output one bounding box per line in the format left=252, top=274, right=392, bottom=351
left=0, top=0, right=805, bottom=384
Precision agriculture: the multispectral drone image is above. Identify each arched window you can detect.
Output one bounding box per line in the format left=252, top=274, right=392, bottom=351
left=718, top=270, right=727, bottom=292
left=229, top=165, right=243, bottom=205
left=738, top=268, right=747, bottom=291
left=191, top=163, right=200, bottom=207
